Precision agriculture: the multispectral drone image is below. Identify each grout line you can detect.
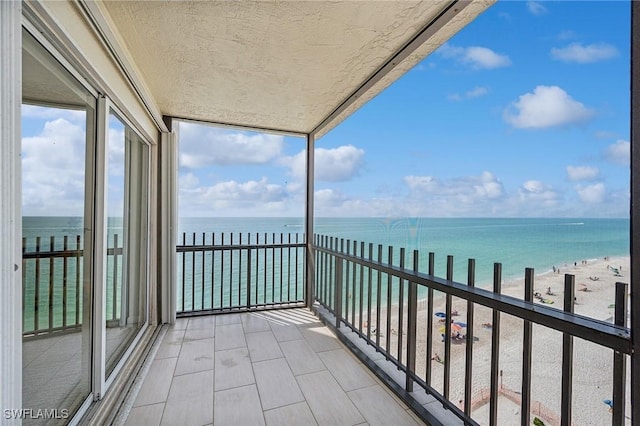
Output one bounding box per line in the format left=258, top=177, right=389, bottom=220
left=112, top=325, right=168, bottom=425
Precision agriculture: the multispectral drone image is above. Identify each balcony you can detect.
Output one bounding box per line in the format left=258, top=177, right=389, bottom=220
left=4, top=1, right=638, bottom=425
left=75, top=231, right=629, bottom=425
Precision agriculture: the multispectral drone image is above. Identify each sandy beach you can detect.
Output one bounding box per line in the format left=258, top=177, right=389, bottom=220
left=358, top=255, right=631, bottom=425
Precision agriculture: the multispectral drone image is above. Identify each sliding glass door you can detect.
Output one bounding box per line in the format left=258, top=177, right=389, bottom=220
left=21, top=26, right=151, bottom=422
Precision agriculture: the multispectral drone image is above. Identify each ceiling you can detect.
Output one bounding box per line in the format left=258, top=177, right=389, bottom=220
left=99, top=0, right=494, bottom=137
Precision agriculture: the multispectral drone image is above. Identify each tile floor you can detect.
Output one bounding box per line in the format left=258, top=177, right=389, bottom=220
left=123, top=308, right=424, bottom=425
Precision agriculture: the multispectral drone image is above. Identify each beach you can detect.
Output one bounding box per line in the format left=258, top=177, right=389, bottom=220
left=362, top=255, right=631, bottom=426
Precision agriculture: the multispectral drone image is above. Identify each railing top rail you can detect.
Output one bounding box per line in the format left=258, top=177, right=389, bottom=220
left=313, top=243, right=631, bottom=354
left=176, top=242, right=306, bottom=252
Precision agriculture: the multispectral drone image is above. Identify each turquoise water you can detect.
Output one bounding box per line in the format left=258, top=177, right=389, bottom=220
left=180, top=217, right=630, bottom=287
left=21, top=216, right=629, bottom=329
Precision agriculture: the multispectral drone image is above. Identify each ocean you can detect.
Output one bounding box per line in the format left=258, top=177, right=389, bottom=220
left=179, top=217, right=630, bottom=287
left=21, top=217, right=629, bottom=331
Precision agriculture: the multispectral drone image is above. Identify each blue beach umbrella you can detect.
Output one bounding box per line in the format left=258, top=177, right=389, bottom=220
left=435, top=312, right=447, bottom=318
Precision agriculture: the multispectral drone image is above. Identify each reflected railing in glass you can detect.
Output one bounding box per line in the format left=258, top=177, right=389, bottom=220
left=22, top=234, right=123, bottom=338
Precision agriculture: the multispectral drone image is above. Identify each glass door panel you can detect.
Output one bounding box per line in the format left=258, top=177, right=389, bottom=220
left=105, top=111, right=149, bottom=377
left=21, top=29, right=95, bottom=422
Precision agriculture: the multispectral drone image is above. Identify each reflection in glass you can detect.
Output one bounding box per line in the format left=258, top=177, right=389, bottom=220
left=105, top=112, right=149, bottom=376
left=21, top=30, right=94, bottom=422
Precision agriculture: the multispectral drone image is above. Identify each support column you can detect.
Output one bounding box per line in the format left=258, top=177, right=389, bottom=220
left=630, top=2, right=640, bottom=424
left=0, top=1, right=22, bottom=421
left=158, top=116, right=177, bottom=324
left=305, top=134, right=315, bottom=308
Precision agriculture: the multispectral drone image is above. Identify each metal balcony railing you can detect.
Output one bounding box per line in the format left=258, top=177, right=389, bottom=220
left=313, top=234, right=632, bottom=426
left=22, top=235, right=123, bottom=338
left=176, top=232, right=306, bottom=315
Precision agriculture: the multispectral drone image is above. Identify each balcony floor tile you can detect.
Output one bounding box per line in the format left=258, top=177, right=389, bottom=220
left=133, top=357, right=177, bottom=407
left=124, top=403, right=164, bottom=426
left=174, top=337, right=215, bottom=376
left=317, top=349, right=376, bottom=392
left=161, top=370, right=214, bottom=426
left=253, top=357, right=305, bottom=410
left=246, top=330, right=283, bottom=362
left=214, top=384, right=265, bottom=426
left=347, top=385, right=420, bottom=426
left=122, top=309, right=419, bottom=426
left=296, top=370, right=365, bottom=426
left=214, top=347, right=255, bottom=391
left=280, top=339, right=326, bottom=376
left=263, top=402, right=318, bottom=426
left=214, top=323, right=246, bottom=351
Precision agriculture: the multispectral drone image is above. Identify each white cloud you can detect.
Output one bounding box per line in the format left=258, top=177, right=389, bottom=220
left=179, top=172, right=200, bottom=189
left=503, top=85, right=595, bottom=129
left=313, top=188, right=399, bottom=217
left=405, top=172, right=504, bottom=201
left=604, top=140, right=630, bottom=166
left=518, top=180, right=559, bottom=206
left=448, top=86, right=489, bottom=101
left=179, top=121, right=284, bottom=168
left=438, top=44, right=511, bottom=70
left=22, top=118, right=86, bottom=216
left=527, top=1, right=548, bottom=16
left=551, top=42, right=618, bottom=63
left=285, top=145, right=365, bottom=182
left=566, top=165, right=599, bottom=182
left=315, top=188, right=347, bottom=208
left=179, top=177, right=290, bottom=216
left=404, top=175, right=438, bottom=192
left=576, top=183, right=606, bottom=204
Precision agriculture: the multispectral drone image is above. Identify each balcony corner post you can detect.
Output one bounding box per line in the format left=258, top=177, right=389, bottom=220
left=305, top=133, right=315, bottom=308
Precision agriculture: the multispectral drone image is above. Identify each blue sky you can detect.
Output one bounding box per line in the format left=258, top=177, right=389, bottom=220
left=22, top=1, right=631, bottom=219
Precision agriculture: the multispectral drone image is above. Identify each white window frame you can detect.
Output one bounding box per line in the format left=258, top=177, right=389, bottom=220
left=96, top=97, right=152, bottom=396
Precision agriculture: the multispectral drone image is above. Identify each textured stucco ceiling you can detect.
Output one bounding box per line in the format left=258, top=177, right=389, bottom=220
left=101, top=0, right=493, bottom=136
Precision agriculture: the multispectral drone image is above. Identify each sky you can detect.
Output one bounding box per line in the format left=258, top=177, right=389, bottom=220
left=22, top=1, right=631, bottom=219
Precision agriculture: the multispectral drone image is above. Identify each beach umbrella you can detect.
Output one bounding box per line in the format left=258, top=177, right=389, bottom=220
left=454, top=321, right=467, bottom=328
left=435, top=312, right=447, bottom=318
